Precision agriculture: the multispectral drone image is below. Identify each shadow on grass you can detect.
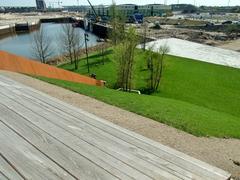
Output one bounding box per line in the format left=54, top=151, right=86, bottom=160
left=81, top=57, right=111, bottom=67
left=64, top=57, right=111, bottom=72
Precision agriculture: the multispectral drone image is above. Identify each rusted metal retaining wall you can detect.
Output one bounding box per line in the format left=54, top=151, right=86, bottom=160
left=0, top=51, right=104, bottom=86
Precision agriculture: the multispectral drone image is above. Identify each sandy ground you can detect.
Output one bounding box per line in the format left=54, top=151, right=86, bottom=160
left=218, top=39, right=240, bottom=52
left=143, top=38, right=240, bottom=69
left=0, top=70, right=240, bottom=178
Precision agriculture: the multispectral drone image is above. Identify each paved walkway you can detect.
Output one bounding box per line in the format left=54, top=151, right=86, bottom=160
left=143, top=38, right=240, bottom=69
left=0, top=75, right=231, bottom=179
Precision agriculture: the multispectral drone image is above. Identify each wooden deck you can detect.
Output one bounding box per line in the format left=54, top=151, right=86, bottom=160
left=0, top=75, right=231, bottom=180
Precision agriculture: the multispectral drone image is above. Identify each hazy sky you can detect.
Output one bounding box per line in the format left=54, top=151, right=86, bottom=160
left=0, top=0, right=239, bottom=7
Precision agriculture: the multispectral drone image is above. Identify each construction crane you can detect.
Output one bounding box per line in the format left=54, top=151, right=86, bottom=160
left=86, top=0, right=101, bottom=22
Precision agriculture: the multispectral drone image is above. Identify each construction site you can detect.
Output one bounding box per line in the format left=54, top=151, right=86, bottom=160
left=0, top=9, right=239, bottom=52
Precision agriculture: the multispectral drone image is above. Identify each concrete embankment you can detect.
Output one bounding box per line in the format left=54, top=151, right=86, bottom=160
left=0, top=21, right=40, bottom=38
left=0, top=25, right=15, bottom=37
left=0, top=16, right=71, bottom=39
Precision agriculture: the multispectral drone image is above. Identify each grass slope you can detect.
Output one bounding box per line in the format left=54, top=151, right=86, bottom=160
left=36, top=76, right=240, bottom=138
left=59, top=49, right=240, bottom=119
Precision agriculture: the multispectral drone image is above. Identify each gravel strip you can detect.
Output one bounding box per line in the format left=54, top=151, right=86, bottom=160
left=1, top=70, right=239, bottom=178
left=143, top=38, right=240, bottom=69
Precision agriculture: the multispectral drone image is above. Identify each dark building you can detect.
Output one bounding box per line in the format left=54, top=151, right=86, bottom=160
left=36, top=0, right=46, bottom=11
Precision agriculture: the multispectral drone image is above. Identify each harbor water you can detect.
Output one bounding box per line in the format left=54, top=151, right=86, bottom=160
left=0, top=23, right=99, bottom=60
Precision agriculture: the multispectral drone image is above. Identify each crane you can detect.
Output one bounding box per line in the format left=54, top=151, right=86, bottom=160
left=86, top=0, right=100, bottom=22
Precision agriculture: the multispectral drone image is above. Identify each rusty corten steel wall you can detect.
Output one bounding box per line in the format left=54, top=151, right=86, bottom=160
left=0, top=51, right=104, bottom=86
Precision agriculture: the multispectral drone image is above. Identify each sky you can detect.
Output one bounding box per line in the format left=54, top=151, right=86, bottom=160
left=0, top=0, right=239, bottom=7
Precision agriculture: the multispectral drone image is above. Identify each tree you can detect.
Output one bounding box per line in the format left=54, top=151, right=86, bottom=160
left=31, top=27, right=53, bottom=63
left=108, top=2, right=126, bottom=45
left=145, top=44, right=155, bottom=89
left=60, top=23, right=74, bottom=64
left=100, top=42, right=107, bottom=65
left=114, top=27, right=139, bottom=91
left=146, top=44, right=170, bottom=92
left=60, top=23, right=82, bottom=70
left=141, top=22, right=148, bottom=51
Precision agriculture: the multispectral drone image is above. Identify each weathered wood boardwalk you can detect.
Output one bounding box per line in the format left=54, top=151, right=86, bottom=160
left=0, top=75, right=231, bottom=180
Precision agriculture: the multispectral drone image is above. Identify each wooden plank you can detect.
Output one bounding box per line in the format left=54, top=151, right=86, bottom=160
left=0, top=86, right=205, bottom=180
left=0, top=88, right=193, bottom=179
left=24, top=97, right=199, bottom=179
left=0, top=94, right=151, bottom=180
left=0, top=104, right=119, bottom=180
left=0, top=154, right=23, bottom=180
left=4, top=83, right=231, bottom=180
left=0, top=75, right=231, bottom=179
left=0, top=121, right=75, bottom=180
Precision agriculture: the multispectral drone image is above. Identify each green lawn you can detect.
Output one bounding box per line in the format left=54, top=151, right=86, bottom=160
left=39, top=49, right=240, bottom=138
left=36, top=76, right=240, bottom=138
left=59, top=49, right=240, bottom=118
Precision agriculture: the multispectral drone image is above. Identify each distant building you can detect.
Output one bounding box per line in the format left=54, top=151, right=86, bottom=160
left=117, top=4, right=138, bottom=17
left=36, top=0, right=46, bottom=11
left=63, top=5, right=89, bottom=13
left=171, top=4, right=197, bottom=13
left=64, top=3, right=171, bottom=18
left=138, top=4, right=171, bottom=16
left=1, top=7, right=36, bottom=13
left=90, top=5, right=110, bottom=16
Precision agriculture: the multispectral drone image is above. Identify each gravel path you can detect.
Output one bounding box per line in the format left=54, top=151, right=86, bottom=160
left=143, top=38, right=240, bottom=69
left=1, top=70, right=240, bottom=178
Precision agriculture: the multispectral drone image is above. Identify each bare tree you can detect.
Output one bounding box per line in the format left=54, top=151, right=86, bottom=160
left=146, top=44, right=170, bottom=92
left=61, top=23, right=75, bottom=64
left=100, top=42, right=108, bottom=65
left=114, top=27, right=139, bottom=91
left=108, top=2, right=126, bottom=45
left=145, top=44, right=155, bottom=90
left=31, top=27, right=53, bottom=63
left=72, top=29, right=82, bottom=70
left=141, top=22, right=148, bottom=51
left=60, top=23, right=82, bottom=69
